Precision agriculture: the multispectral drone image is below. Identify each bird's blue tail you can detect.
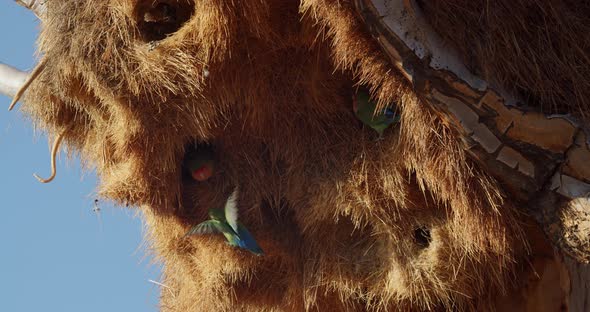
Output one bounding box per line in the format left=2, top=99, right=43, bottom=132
left=237, top=224, right=264, bottom=255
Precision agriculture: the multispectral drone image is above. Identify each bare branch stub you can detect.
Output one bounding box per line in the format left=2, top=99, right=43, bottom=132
left=14, top=0, right=45, bottom=18
left=0, top=63, right=28, bottom=98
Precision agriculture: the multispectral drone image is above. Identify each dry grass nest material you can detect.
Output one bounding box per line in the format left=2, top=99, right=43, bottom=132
left=421, top=0, right=590, bottom=121
left=16, top=0, right=583, bottom=310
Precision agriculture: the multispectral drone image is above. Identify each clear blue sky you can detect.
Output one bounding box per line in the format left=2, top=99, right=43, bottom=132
left=0, top=4, right=161, bottom=311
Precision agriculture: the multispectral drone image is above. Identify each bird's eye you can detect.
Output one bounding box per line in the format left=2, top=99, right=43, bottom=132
left=383, top=108, right=395, bottom=118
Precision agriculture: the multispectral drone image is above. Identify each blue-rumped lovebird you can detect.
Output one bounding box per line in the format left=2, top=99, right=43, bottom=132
left=353, top=88, right=400, bottom=138
left=185, top=187, right=264, bottom=256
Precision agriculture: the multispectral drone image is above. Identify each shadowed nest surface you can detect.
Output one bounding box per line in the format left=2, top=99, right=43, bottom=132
left=420, top=0, right=590, bottom=121
left=19, top=0, right=588, bottom=310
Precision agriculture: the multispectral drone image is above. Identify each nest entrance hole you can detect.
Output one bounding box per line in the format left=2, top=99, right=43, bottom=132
left=414, top=226, right=432, bottom=248
left=136, top=0, right=195, bottom=42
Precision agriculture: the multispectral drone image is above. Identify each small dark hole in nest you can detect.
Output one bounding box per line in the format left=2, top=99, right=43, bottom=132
left=415, top=0, right=425, bottom=11
left=414, top=226, right=432, bottom=248
left=136, top=0, right=195, bottom=42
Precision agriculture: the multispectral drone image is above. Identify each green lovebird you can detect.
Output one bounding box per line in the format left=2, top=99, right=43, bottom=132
left=185, top=188, right=264, bottom=256
left=184, top=145, right=216, bottom=182
left=353, top=88, right=401, bottom=138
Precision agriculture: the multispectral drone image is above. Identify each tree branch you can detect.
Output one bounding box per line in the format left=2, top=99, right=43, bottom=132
left=353, top=0, right=590, bottom=262
left=14, top=0, right=45, bottom=18
left=0, top=63, right=28, bottom=98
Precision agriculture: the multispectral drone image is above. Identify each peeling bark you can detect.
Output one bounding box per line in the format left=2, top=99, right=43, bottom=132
left=14, top=0, right=45, bottom=18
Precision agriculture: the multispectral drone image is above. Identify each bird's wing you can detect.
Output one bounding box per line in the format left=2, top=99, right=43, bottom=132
left=224, top=187, right=240, bottom=233
left=356, top=97, right=381, bottom=125
left=355, top=90, right=371, bottom=112
left=185, top=220, right=220, bottom=236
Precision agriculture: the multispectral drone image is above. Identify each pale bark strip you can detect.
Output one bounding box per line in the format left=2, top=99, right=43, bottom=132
left=14, top=0, right=45, bottom=18
left=0, top=63, right=28, bottom=98
left=0, top=0, right=47, bottom=100
left=353, top=0, right=590, bottom=262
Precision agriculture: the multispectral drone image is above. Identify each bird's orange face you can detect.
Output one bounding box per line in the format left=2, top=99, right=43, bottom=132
left=191, top=164, right=213, bottom=181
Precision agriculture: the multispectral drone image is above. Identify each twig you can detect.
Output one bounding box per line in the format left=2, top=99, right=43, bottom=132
left=33, top=124, right=71, bottom=183
left=148, top=279, right=176, bottom=298
left=8, top=58, right=47, bottom=111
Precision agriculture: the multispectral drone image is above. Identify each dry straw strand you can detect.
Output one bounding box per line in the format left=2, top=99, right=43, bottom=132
left=9, top=58, right=47, bottom=111
left=33, top=124, right=71, bottom=183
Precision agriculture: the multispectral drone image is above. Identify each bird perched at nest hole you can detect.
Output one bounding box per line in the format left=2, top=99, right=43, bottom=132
left=353, top=88, right=401, bottom=139
left=185, top=188, right=264, bottom=256
left=184, top=145, right=216, bottom=182
left=142, top=2, right=178, bottom=41
left=144, top=3, right=175, bottom=24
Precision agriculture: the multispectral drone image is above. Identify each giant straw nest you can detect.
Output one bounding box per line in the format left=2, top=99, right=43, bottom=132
left=12, top=0, right=589, bottom=310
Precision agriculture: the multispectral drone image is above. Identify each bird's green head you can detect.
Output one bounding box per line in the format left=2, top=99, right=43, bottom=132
left=208, top=208, right=225, bottom=221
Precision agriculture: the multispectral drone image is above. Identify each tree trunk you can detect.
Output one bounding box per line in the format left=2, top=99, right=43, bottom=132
left=353, top=0, right=590, bottom=310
